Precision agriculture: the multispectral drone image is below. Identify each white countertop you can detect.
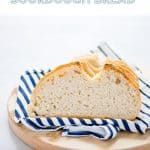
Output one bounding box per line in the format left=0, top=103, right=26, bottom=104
left=0, top=16, right=150, bottom=149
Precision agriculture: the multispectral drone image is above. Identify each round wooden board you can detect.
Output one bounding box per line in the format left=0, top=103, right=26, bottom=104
left=8, top=88, right=150, bottom=150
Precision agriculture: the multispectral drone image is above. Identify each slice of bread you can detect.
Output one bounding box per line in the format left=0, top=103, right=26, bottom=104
left=28, top=54, right=141, bottom=120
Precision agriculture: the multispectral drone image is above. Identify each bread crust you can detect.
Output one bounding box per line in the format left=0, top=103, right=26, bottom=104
left=31, top=57, right=139, bottom=96
left=29, top=55, right=141, bottom=120
left=104, top=59, right=139, bottom=89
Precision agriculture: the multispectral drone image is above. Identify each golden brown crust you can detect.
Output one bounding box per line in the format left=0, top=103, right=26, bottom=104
left=34, top=59, right=139, bottom=89
left=38, top=62, right=81, bottom=84
left=31, top=56, right=139, bottom=95
left=30, top=55, right=140, bottom=107
left=104, top=59, right=139, bottom=89
left=29, top=55, right=141, bottom=120
left=72, top=54, right=101, bottom=77
left=31, top=54, right=101, bottom=100
left=30, top=62, right=81, bottom=105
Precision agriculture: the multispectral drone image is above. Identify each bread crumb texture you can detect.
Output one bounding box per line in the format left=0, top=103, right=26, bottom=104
left=28, top=54, right=141, bottom=120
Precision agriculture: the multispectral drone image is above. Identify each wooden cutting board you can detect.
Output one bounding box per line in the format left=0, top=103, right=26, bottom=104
left=8, top=88, right=150, bottom=150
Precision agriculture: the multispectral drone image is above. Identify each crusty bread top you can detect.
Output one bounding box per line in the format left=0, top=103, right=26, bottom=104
left=32, top=54, right=139, bottom=93
left=72, top=54, right=101, bottom=77
left=104, top=59, right=139, bottom=89
left=32, top=54, right=101, bottom=90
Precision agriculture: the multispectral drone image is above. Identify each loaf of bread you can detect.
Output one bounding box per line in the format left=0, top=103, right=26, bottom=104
left=28, top=54, right=141, bottom=120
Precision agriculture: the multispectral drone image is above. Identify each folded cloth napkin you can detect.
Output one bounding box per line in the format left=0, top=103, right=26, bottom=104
left=14, top=43, right=150, bottom=140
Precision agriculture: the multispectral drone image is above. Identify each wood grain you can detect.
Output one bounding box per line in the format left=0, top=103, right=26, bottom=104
left=8, top=88, right=150, bottom=150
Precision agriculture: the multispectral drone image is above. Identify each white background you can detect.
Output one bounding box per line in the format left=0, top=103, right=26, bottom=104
left=0, top=0, right=150, bottom=15
left=0, top=16, right=150, bottom=149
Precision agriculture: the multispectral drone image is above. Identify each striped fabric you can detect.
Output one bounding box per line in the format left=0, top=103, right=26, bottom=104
left=14, top=43, right=150, bottom=140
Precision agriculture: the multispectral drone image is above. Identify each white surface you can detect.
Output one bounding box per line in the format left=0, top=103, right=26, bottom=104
left=0, top=16, right=150, bottom=149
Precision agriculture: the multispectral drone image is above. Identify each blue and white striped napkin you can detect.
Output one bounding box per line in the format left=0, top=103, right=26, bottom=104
left=14, top=43, right=150, bottom=140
